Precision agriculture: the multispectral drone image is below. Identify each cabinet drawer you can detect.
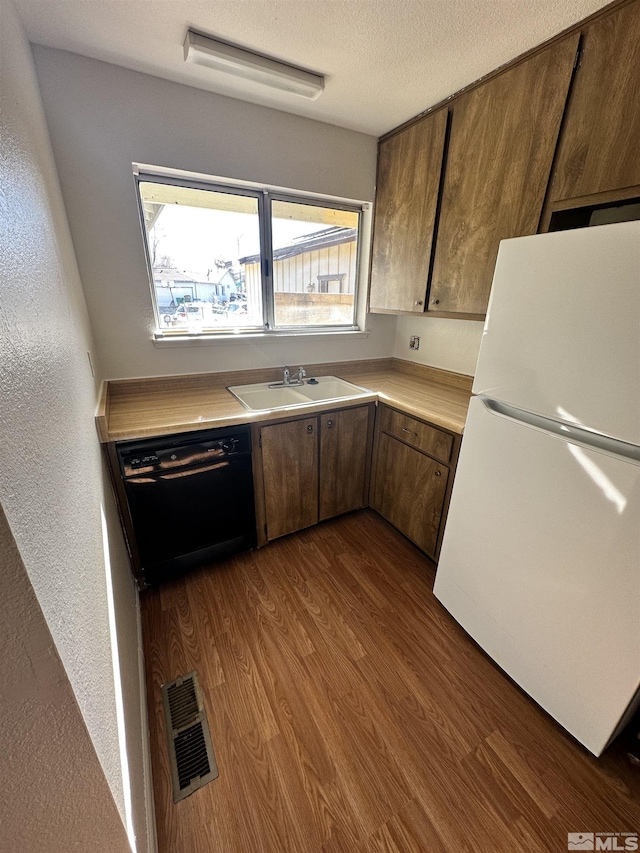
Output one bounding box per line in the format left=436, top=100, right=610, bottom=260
left=379, top=407, right=453, bottom=463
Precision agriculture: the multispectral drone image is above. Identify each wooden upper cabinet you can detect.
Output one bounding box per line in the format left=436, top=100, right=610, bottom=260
left=369, top=108, right=448, bottom=313
left=261, top=418, right=318, bottom=540
left=429, top=34, right=579, bottom=317
left=319, top=406, right=371, bottom=521
left=546, top=1, right=640, bottom=205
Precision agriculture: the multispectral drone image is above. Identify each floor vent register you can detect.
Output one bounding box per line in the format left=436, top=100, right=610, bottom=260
left=161, top=671, right=218, bottom=802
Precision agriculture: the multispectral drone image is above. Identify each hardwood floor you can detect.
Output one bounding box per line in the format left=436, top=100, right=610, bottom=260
left=140, top=510, right=640, bottom=852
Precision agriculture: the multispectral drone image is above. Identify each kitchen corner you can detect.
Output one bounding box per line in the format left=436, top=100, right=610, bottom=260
left=96, top=356, right=472, bottom=443
left=98, top=357, right=471, bottom=588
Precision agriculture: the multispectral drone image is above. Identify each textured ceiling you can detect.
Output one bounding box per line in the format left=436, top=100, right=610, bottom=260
left=13, top=0, right=613, bottom=136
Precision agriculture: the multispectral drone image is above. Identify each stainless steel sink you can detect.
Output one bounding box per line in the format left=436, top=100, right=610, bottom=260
left=228, top=375, right=371, bottom=412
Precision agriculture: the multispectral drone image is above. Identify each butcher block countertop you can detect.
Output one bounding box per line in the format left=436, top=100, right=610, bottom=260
left=97, top=358, right=472, bottom=443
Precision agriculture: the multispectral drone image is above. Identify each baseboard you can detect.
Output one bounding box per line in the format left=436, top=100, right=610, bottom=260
left=136, top=586, right=159, bottom=853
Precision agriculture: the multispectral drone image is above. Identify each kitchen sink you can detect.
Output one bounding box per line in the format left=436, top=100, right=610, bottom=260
left=228, top=386, right=311, bottom=410
left=228, top=375, right=371, bottom=412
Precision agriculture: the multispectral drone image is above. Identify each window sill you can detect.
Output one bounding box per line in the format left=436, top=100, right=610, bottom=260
left=152, top=328, right=370, bottom=348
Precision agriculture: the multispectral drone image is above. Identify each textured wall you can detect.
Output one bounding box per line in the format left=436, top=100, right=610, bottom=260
left=32, top=47, right=396, bottom=379
left=0, top=2, right=149, bottom=848
left=0, top=503, right=131, bottom=853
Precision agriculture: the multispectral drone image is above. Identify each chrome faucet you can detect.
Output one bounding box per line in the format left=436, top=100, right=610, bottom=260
left=269, top=365, right=306, bottom=388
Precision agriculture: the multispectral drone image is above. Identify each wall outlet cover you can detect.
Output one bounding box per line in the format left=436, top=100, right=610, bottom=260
left=409, top=336, right=420, bottom=350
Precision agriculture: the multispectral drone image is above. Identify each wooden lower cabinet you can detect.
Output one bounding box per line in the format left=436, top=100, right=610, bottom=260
left=319, top=406, right=371, bottom=521
left=371, top=406, right=459, bottom=559
left=261, top=417, right=319, bottom=540
left=260, top=402, right=457, bottom=555
left=260, top=404, right=373, bottom=541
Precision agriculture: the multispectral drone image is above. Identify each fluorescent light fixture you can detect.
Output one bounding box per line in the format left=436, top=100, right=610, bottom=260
left=184, top=31, right=325, bottom=100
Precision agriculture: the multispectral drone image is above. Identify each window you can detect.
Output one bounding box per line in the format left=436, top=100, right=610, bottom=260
left=317, top=274, right=346, bottom=293
left=134, top=170, right=365, bottom=337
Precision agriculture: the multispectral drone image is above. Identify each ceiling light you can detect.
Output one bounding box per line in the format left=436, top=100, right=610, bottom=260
left=184, top=31, right=325, bottom=100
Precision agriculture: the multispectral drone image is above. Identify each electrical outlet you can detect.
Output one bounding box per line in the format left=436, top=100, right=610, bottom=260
left=409, top=335, right=420, bottom=350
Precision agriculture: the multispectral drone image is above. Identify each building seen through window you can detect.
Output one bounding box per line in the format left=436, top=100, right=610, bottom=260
left=136, top=175, right=362, bottom=335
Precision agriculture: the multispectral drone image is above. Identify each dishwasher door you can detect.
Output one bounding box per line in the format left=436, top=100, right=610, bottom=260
left=123, top=454, right=256, bottom=585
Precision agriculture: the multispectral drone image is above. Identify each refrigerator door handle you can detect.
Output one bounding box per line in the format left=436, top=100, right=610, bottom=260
left=479, top=396, right=640, bottom=463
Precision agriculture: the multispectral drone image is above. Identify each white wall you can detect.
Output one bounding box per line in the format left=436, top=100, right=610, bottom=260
left=32, top=46, right=396, bottom=379
left=394, top=315, right=484, bottom=376
left=0, top=4, right=148, bottom=849
left=0, top=503, right=130, bottom=852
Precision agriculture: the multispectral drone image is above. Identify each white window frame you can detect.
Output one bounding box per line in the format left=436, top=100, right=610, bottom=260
left=133, top=164, right=372, bottom=342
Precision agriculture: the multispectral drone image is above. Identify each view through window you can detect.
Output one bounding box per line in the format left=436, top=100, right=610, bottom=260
left=136, top=176, right=362, bottom=335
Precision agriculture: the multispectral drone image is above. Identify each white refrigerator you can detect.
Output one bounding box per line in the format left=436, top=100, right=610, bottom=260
left=433, top=220, right=640, bottom=756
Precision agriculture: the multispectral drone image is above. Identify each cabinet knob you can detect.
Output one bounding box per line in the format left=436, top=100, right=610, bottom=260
left=435, top=470, right=442, bottom=477
left=306, top=424, right=313, bottom=434
left=414, top=300, right=423, bottom=306
left=326, top=420, right=333, bottom=428
left=431, top=298, right=440, bottom=305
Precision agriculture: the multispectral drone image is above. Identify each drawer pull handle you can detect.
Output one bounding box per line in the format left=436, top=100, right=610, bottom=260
left=402, top=427, right=418, bottom=437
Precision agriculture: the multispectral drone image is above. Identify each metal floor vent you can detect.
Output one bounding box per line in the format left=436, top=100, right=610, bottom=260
left=161, top=671, right=218, bottom=802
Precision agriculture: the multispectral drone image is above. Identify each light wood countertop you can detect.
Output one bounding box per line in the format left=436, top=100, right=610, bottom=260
left=97, top=358, right=472, bottom=443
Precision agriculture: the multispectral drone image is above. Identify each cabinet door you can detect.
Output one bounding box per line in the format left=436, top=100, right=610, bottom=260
left=547, top=2, right=640, bottom=204
left=261, top=418, right=318, bottom=540
left=429, top=34, right=579, bottom=317
left=319, top=406, right=370, bottom=521
left=372, top=432, right=448, bottom=558
left=369, top=109, right=448, bottom=313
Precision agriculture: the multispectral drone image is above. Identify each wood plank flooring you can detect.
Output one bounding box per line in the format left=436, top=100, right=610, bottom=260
left=140, top=510, right=640, bottom=852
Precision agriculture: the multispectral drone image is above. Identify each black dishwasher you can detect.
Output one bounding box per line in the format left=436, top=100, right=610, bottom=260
left=117, top=425, right=256, bottom=586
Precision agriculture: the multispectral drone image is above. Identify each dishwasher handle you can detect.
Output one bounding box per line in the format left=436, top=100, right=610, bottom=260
left=125, top=459, right=232, bottom=484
